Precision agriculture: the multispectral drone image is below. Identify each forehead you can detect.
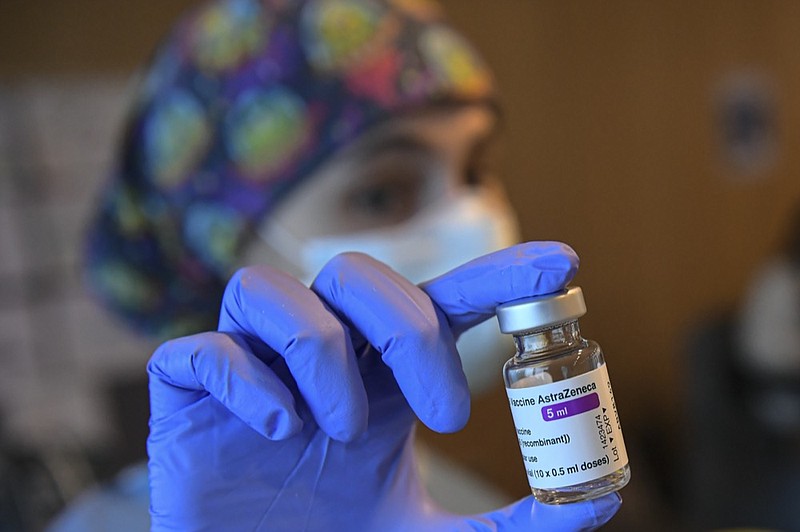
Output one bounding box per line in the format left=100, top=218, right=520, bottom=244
left=344, top=104, right=498, bottom=162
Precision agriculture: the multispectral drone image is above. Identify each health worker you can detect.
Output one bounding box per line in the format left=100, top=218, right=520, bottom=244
left=51, top=0, right=622, bottom=530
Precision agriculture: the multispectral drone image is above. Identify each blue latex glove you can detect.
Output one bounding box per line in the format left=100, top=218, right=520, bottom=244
left=147, top=242, right=622, bottom=531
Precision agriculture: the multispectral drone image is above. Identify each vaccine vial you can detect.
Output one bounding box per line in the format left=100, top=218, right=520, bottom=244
left=497, top=286, right=630, bottom=504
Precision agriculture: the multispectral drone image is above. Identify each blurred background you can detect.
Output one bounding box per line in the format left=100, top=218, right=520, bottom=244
left=3, top=0, right=800, bottom=530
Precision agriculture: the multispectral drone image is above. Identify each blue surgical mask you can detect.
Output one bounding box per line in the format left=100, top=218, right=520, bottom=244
left=257, top=185, right=521, bottom=394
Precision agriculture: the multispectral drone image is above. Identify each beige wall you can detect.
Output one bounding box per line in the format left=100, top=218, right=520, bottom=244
left=0, top=0, right=195, bottom=76
left=5, top=0, right=800, bottom=507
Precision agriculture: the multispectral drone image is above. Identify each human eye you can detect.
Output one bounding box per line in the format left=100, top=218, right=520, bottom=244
left=464, top=161, right=487, bottom=186
left=343, top=167, right=425, bottom=225
left=462, top=139, right=497, bottom=187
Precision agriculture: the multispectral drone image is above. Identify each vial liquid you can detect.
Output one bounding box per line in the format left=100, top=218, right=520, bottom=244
left=497, top=286, right=630, bottom=504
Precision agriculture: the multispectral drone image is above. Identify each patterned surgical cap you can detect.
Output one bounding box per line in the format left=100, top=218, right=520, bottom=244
left=84, top=0, right=495, bottom=338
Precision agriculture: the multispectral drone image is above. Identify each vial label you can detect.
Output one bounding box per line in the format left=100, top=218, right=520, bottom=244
left=506, top=363, right=628, bottom=489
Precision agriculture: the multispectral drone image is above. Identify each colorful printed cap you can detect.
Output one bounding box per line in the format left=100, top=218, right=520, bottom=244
left=84, top=0, right=495, bottom=339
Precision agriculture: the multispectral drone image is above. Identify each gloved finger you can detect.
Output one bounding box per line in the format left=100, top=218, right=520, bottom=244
left=420, top=241, right=579, bottom=337
left=312, top=252, right=470, bottom=434
left=147, top=332, right=303, bottom=439
left=465, top=493, right=622, bottom=531
left=216, top=265, right=368, bottom=442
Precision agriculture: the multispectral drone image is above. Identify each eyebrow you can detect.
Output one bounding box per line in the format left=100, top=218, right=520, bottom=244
left=351, top=124, right=497, bottom=166
left=350, top=133, right=435, bottom=161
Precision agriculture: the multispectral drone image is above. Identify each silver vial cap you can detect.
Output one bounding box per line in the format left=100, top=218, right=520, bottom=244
left=496, top=286, right=587, bottom=334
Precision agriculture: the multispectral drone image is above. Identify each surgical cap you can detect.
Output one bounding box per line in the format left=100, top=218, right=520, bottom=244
left=84, top=0, right=495, bottom=338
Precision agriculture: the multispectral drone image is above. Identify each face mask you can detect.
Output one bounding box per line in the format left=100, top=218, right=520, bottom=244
left=257, top=185, right=522, bottom=394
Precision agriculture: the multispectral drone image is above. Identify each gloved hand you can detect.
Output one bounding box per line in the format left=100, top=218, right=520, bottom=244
left=147, top=241, right=622, bottom=531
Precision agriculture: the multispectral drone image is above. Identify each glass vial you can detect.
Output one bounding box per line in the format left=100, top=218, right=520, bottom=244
left=497, top=286, right=630, bottom=504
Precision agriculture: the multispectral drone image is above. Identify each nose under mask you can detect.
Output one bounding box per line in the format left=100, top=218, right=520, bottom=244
left=258, top=185, right=522, bottom=395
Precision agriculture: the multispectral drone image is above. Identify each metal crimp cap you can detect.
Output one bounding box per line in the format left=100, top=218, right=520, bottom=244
left=496, top=286, right=587, bottom=334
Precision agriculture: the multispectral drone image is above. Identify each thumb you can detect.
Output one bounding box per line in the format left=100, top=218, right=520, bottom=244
left=465, top=493, right=622, bottom=531
left=420, top=241, right=579, bottom=337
